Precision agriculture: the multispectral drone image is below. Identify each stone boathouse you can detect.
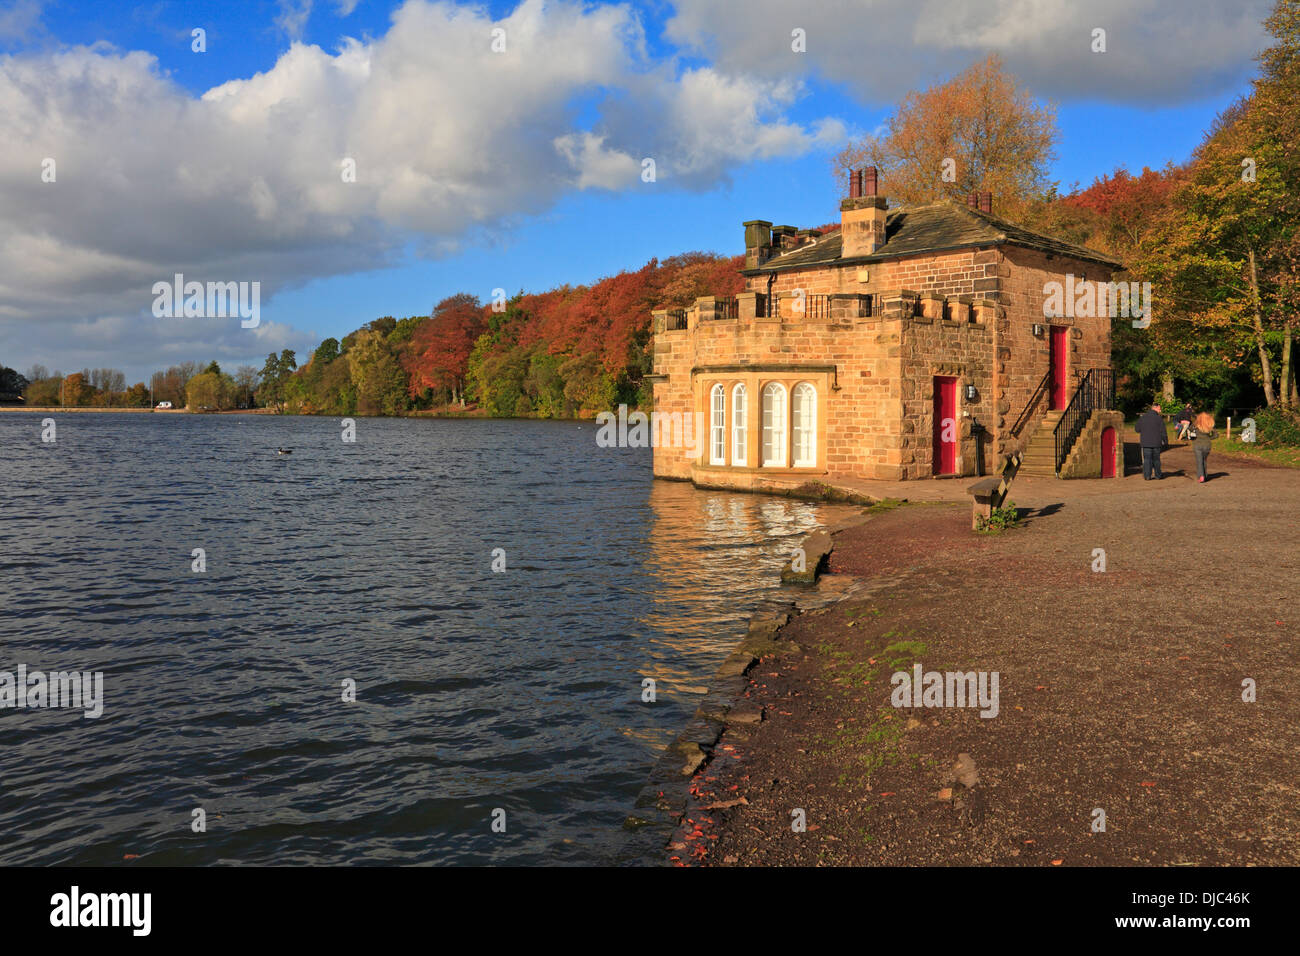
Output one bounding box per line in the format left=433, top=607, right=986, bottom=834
left=648, top=167, right=1127, bottom=491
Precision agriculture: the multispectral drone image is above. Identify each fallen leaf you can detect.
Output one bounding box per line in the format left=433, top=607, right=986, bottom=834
left=702, top=797, right=750, bottom=810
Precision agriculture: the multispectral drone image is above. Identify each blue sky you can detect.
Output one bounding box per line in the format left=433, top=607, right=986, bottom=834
left=0, top=0, right=1273, bottom=381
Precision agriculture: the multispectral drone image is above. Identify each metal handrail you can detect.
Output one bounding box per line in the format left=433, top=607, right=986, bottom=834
left=781, top=294, right=832, bottom=319
left=1010, top=369, right=1052, bottom=439
left=1053, top=368, right=1115, bottom=472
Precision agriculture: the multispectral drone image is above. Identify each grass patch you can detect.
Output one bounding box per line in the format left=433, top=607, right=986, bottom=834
left=1213, top=435, right=1300, bottom=469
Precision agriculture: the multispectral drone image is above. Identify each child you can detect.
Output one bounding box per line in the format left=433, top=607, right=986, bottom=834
left=1192, top=412, right=1216, bottom=483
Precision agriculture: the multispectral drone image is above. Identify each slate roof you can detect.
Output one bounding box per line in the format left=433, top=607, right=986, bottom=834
left=744, top=202, right=1123, bottom=274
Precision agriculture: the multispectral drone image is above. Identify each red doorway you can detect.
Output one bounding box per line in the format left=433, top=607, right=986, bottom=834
left=1050, top=326, right=1068, bottom=409
left=933, top=376, right=958, bottom=476
left=1101, top=426, right=1116, bottom=478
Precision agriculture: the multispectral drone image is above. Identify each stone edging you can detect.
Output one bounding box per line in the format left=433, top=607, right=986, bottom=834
left=622, top=509, right=883, bottom=863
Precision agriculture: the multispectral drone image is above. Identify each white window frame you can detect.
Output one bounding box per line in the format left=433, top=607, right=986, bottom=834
left=731, top=383, right=748, bottom=466
left=709, top=383, right=726, bottom=465
left=792, top=382, right=817, bottom=468
left=761, top=382, right=788, bottom=467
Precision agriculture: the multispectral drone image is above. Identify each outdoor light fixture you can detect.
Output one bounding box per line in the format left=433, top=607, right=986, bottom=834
left=965, top=384, right=978, bottom=401
left=1032, top=323, right=1045, bottom=336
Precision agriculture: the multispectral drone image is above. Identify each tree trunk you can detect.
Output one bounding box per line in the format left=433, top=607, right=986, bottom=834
left=1246, top=246, right=1277, bottom=406
left=1281, top=317, right=1295, bottom=409
left=1161, top=370, right=1175, bottom=402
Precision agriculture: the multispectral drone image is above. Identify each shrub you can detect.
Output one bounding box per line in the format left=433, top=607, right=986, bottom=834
left=1251, top=405, right=1300, bottom=447
left=976, top=501, right=1021, bottom=533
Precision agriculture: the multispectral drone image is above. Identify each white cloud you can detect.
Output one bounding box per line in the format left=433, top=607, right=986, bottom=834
left=0, top=0, right=43, bottom=41
left=0, top=0, right=839, bottom=377
left=665, top=0, right=1271, bottom=104
left=276, top=0, right=314, bottom=41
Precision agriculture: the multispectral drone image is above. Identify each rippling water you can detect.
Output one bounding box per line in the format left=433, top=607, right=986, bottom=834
left=0, top=413, right=850, bottom=865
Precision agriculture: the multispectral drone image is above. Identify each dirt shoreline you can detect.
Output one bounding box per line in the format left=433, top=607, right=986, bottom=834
left=665, top=442, right=1299, bottom=866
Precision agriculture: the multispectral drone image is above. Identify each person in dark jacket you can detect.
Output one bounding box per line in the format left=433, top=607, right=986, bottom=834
left=1192, top=412, right=1217, bottom=483
left=1135, top=403, right=1167, bottom=479
left=1177, top=402, right=1195, bottom=440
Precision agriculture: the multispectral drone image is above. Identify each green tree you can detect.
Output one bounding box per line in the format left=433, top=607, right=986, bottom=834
left=348, top=329, right=407, bottom=415
left=256, top=350, right=298, bottom=412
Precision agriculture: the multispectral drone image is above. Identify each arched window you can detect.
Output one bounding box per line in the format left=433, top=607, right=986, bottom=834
left=792, top=383, right=817, bottom=467
left=761, top=383, right=788, bottom=467
left=709, top=384, right=725, bottom=465
left=731, top=384, right=748, bottom=466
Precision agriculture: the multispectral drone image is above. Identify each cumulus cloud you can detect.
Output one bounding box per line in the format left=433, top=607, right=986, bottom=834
left=0, top=0, right=839, bottom=377
left=665, top=0, right=1271, bottom=104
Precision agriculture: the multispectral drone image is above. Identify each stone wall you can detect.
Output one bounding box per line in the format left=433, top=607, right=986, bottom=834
left=652, top=238, right=1118, bottom=488
left=995, top=247, right=1117, bottom=461
left=1059, top=409, right=1126, bottom=479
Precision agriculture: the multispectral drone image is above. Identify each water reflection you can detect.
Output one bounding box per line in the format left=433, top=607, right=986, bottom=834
left=0, top=413, right=858, bottom=865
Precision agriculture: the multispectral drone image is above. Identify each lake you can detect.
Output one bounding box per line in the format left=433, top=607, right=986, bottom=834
left=0, top=413, right=850, bottom=865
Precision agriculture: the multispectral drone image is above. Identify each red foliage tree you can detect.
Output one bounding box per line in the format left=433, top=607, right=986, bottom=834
left=404, top=293, right=488, bottom=403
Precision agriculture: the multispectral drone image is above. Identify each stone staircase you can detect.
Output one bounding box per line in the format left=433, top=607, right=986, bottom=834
left=1018, top=411, right=1063, bottom=477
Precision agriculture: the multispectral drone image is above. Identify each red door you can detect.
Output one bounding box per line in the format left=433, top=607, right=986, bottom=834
left=1101, top=427, right=1116, bottom=478
left=1050, top=326, right=1068, bottom=409
left=933, top=376, right=958, bottom=476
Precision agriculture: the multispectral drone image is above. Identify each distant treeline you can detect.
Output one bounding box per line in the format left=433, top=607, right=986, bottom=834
left=271, top=252, right=743, bottom=418
left=9, top=361, right=262, bottom=410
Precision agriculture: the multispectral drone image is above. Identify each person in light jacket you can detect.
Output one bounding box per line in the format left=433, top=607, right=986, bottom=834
left=1135, top=404, right=1167, bottom=480
left=1192, top=411, right=1217, bottom=483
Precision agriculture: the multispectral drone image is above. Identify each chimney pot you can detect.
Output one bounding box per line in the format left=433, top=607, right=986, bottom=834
left=862, top=166, right=878, bottom=197
left=847, top=168, right=861, bottom=199
left=979, top=191, right=992, bottom=214
left=967, top=192, right=979, bottom=209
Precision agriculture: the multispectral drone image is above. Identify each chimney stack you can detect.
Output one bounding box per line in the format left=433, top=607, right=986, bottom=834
left=979, top=191, right=992, bottom=214
left=862, top=166, right=878, bottom=197
left=744, top=219, right=774, bottom=269
left=840, top=166, right=887, bottom=257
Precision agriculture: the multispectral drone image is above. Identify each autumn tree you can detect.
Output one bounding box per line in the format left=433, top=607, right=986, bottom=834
left=61, top=372, right=89, bottom=406
left=834, top=54, right=1057, bottom=216
left=1144, top=1, right=1300, bottom=410
left=405, top=294, right=486, bottom=406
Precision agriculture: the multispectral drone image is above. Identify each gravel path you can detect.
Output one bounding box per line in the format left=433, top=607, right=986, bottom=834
left=679, top=442, right=1300, bottom=866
